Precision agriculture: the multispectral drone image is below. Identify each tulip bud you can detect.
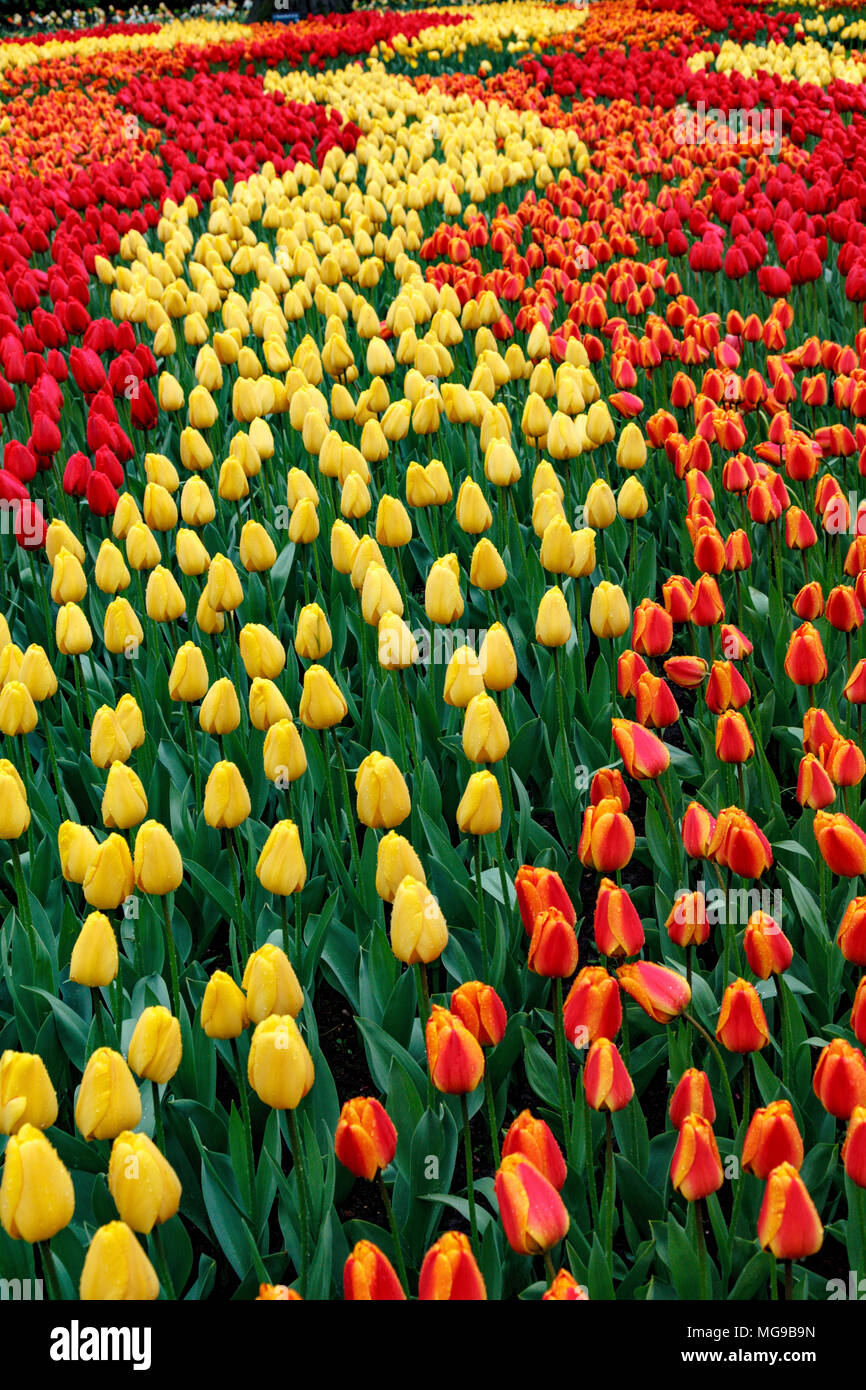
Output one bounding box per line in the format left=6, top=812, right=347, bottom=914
left=426, top=1005, right=484, bottom=1094
left=594, top=878, right=644, bottom=958
left=456, top=769, right=502, bottom=836
left=203, top=760, right=250, bottom=829
left=56, top=602, right=93, bottom=655
left=501, top=1110, right=566, bottom=1189
left=295, top=604, right=332, bottom=661
left=842, top=1107, right=866, bottom=1188
left=256, top=820, right=307, bottom=896
left=470, top=538, right=507, bottom=591
left=669, top=1069, right=716, bottom=1129
left=242, top=944, right=303, bottom=1023
left=813, top=809, right=866, bottom=876
left=578, top=797, right=635, bottom=872
left=335, top=1097, right=397, bottom=1181
left=108, top=1131, right=181, bottom=1233
left=744, top=911, right=793, bottom=979
left=716, top=979, right=770, bottom=1053
left=495, top=1152, right=570, bottom=1253
left=299, top=664, right=348, bottom=730
left=0, top=1049, right=58, bottom=1137
left=83, top=833, right=134, bottom=911
left=133, top=820, right=183, bottom=896
left=757, top=1163, right=824, bottom=1260
left=355, top=751, right=411, bottom=829
left=76, top=1048, right=142, bottom=1141
left=390, top=875, right=447, bottom=964
left=666, top=891, right=710, bottom=948
left=247, top=1014, right=315, bottom=1109
left=813, top=1038, right=866, bottom=1119
left=58, top=820, right=98, bottom=883
left=742, top=1100, right=804, bottom=1178
left=584, top=1037, right=634, bottom=1111
left=343, top=1240, right=405, bottom=1301
left=563, top=967, right=621, bottom=1048
left=0, top=1124, right=75, bottom=1242
left=617, top=960, right=691, bottom=1023
left=418, top=1230, right=487, bottom=1301
left=535, top=586, right=571, bottom=646
left=838, top=897, right=866, bottom=965
left=201, top=970, right=248, bottom=1039
left=612, top=718, right=670, bottom=779
left=127, top=1006, right=182, bottom=1085
left=671, top=1114, right=724, bottom=1201
left=169, top=643, right=209, bottom=703
left=102, top=761, right=147, bottom=832
left=80, top=1222, right=159, bottom=1300
left=240, top=624, right=286, bottom=681
left=70, top=910, right=117, bottom=988
left=18, top=645, right=57, bottom=702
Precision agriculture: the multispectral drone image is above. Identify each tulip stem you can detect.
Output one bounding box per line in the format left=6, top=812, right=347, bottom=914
left=182, top=701, right=202, bottom=811
left=551, top=647, right=569, bottom=768
left=10, top=839, right=33, bottom=939
left=460, top=1092, right=479, bottom=1252
left=603, top=1110, right=615, bottom=1264
left=684, top=1011, right=738, bottom=1133
left=227, top=831, right=251, bottom=962
left=543, top=1250, right=556, bottom=1287
left=784, top=1259, right=794, bottom=1301
left=484, top=1067, right=501, bottom=1168
left=44, top=716, right=76, bottom=820
left=151, top=1079, right=167, bottom=1153
left=492, top=827, right=511, bottom=943
left=113, top=962, right=123, bottom=1048
left=232, top=1037, right=257, bottom=1226
left=40, top=1241, right=61, bottom=1302
left=775, top=974, right=790, bottom=1092
left=573, top=584, right=587, bottom=696
left=160, top=896, right=181, bottom=1020
left=474, top=836, right=490, bottom=978
left=287, top=1109, right=309, bottom=1298
left=695, top=1198, right=711, bottom=1299
left=378, top=1173, right=410, bottom=1297
left=580, top=1073, right=601, bottom=1228
left=331, top=732, right=362, bottom=887
left=553, top=978, right=572, bottom=1143
left=151, top=1224, right=176, bottom=1300
left=91, top=988, right=107, bottom=1048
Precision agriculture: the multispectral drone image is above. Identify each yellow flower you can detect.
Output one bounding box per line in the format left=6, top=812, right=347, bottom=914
left=299, top=664, right=347, bottom=730
left=355, top=751, right=411, bottom=829
left=102, top=762, right=147, bottom=830
left=590, top=581, right=630, bottom=639
left=108, top=1132, right=181, bottom=1233
left=0, top=1124, right=74, bottom=1242
left=203, top=761, right=251, bottom=829
left=242, top=944, right=304, bottom=1024
left=248, top=677, right=292, bottom=732
left=390, top=875, right=447, bottom=964
left=75, top=1048, right=142, bottom=1142
left=456, top=769, right=502, bottom=835
left=239, top=624, right=286, bottom=680
left=82, top=833, right=134, bottom=911
left=256, top=820, right=307, bottom=896
left=535, top=587, right=571, bottom=647
left=133, top=821, right=183, bottom=896
left=127, top=1006, right=181, bottom=1085
left=462, top=693, right=510, bottom=763
left=79, top=1222, right=159, bottom=1301
left=0, top=1051, right=58, bottom=1135
left=247, top=1015, right=315, bottom=1110
left=201, top=970, right=248, bottom=1039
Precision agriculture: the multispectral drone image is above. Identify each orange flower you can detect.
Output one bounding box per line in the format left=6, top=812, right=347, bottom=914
left=742, top=1101, right=804, bottom=1178
left=418, top=1232, right=486, bottom=1301
left=813, top=810, right=866, bottom=876
left=665, top=891, right=710, bottom=948
left=528, top=906, right=579, bottom=978
left=757, top=1163, right=824, bottom=1260
left=334, top=1097, right=397, bottom=1182
left=611, top=718, right=670, bottom=779
left=577, top=797, right=635, bottom=872
left=743, top=911, right=793, bottom=979
left=669, top=1069, right=715, bottom=1128
left=256, top=1283, right=302, bottom=1300
left=715, top=710, right=754, bottom=764
left=542, top=1269, right=589, bottom=1300
left=838, top=897, right=866, bottom=965
left=501, top=1110, right=566, bottom=1190
left=670, top=1114, right=724, bottom=1202
left=583, top=1038, right=634, bottom=1112
left=562, top=967, right=621, bottom=1048
left=842, top=1107, right=866, bottom=1188
left=784, top=622, right=828, bottom=687
left=425, top=1005, right=484, bottom=1095
left=450, top=981, right=507, bottom=1047
left=494, top=1153, right=570, bottom=1255
left=343, top=1240, right=406, bottom=1301
left=514, top=864, right=575, bottom=936
left=813, top=1038, right=866, bottom=1119
left=616, top=960, right=691, bottom=1023
left=796, top=753, right=835, bottom=810
left=716, top=979, right=769, bottom=1053
left=593, top=877, right=644, bottom=958
left=708, top=807, right=772, bottom=878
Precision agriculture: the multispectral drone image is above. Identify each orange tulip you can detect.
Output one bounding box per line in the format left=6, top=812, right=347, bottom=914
left=494, top=1153, right=570, bottom=1254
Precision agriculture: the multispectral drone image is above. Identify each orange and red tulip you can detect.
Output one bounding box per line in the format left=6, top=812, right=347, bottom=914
left=742, top=1101, right=804, bottom=1178
left=757, top=1162, right=824, bottom=1260
left=418, top=1232, right=487, bottom=1301
left=501, top=1110, right=566, bottom=1190
left=716, top=979, right=770, bottom=1053
left=616, top=960, right=691, bottom=1023
left=334, top=1097, right=397, bottom=1182
left=425, top=1005, right=485, bottom=1095
left=670, top=1114, right=724, bottom=1201
left=583, top=1038, right=634, bottom=1112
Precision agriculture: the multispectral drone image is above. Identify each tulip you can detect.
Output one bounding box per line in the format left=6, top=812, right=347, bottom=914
left=256, top=820, right=307, bottom=897
left=666, top=891, right=710, bottom=948
left=590, top=582, right=630, bottom=639
left=0, top=1051, right=58, bottom=1135
left=594, top=878, right=645, bottom=958
left=514, top=865, right=575, bottom=936
left=240, top=625, right=286, bottom=681
left=450, top=982, right=507, bottom=1047
left=127, top=1007, right=181, bottom=1085
left=343, top=1240, right=406, bottom=1301
left=295, top=604, right=332, bottom=661
left=134, top=821, right=183, bottom=895
left=18, top=646, right=57, bottom=703
left=355, top=752, right=410, bottom=829
left=744, top=911, right=793, bottom=979
left=206, top=554, right=244, bottom=613
left=583, top=1038, right=634, bottom=1111
left=242, top=944, right=303, bottom=1023
left=669, top=1069, right=716, bottom=1128
left=742, top=1101, right=804, bottom=1178
left=426, top=1006, right=484, bottom=1094
left=58, top=820, right=98, bottom=883
left=90, top=705, right=132, bottom=769
left=563, top=967, right=621, bottom=1049
left=70, top=911, right=117, bottom=988
left=83, top=833, right=134, bottom=911
left=299, top=664, right=347, bottom=729
left=247, top=1015, right=314, bottom=1110
left=813, top=1038, right=866, bottom=1119
left=813, top=810, right=866, bottom=875
left=543, top=1270, right=589, bottom=1300
left=671, top=1115, right=724, bottom=1201
left=443, top=646, right=485, bottom=708
left=79, top=1222, right=159, bottom=1300
left=334, top=1098, right=397, bottom=1181
left=757, top=1163, right=823, bottom=1261
left=577, top=797, right=635, bottom=872
left=263, top=719, right=307, bottom=785
left=796, top=753, right=835, bottom=810
left=715, top=710, right=754, bottom=763
left=456, top=769, right=501, bottom=836
left=249, top=678, right=292, bottom=732
left=495, top=1152, right=570, bottom=1255
left=708, top=807, right=772, bottom=878
left=784, top=622, right=828, bottom=688
left=108, top=1131, right=181, bottom=1232
left=841, top=1107, right=866, bottom=1187
left=256, top=1285, right=302, bottom=1300
left=418, top=1231, right=487, bottom=1301
left=462, top=693, right=510, bottom=763
left=168, top=643, right=209, bottom=703
left=75, top=1047, right=142, bottom=1141
left=528, top=907, right=579, bottom=978
left=716, top=979, right=769, bottom=1053
left=203, top=761, right=250, bottom=829
left=617, top=960, right=692, bottom=1023
left=535, top=586, right=571, bottom=647
left=838, top=898, right=866, bottom=965
left=501, top=1111, right=566, bottom=1190
left=0, top=1124, right=74, bottom=1242
left=612, top=718, right=670, bottom=780
left=239, top=520, right=277, bottom=573
left=681, top=801, right=716, bottom=859
left=201, top=969, right=249, bottom=1040
left=470, top=539, right=507, bottom=592
left=102, top=761, right=147, bottom=831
